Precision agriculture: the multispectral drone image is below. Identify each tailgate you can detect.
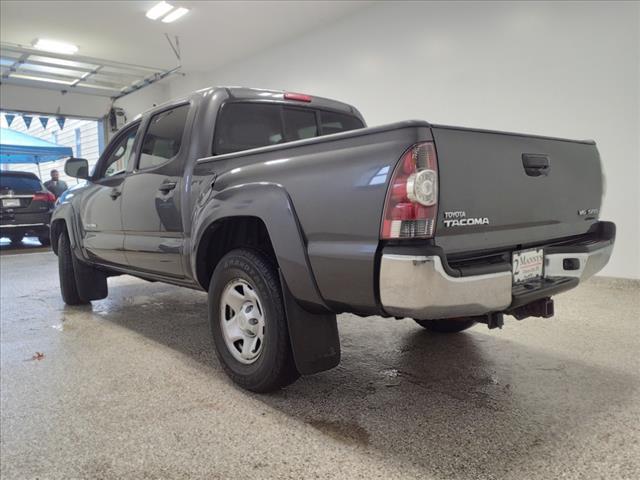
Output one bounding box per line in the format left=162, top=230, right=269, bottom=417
left=431, top=125, right=603, bottom=254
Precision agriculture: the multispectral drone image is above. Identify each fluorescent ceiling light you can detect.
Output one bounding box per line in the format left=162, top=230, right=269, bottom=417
left=161, top=7, right=189, bottom=23
left=9, top=73, right=75, bottom=85
left=146, top=1, right=174, bottom=20
left=32, top=39, right=78, bottom=55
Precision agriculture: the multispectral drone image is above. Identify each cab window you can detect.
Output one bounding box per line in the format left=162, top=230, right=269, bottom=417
left=213, top=103, right=284, bottom=155
left=213, top=102, right=363, bottom=155
left=138, top=104, right=190, bottom=170
left=98, top=123, right=139, bottom=179
left=319, top=111, right=363, bottom=135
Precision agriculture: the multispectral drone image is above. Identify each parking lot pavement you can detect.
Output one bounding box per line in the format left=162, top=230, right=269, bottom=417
left=1, top=250, right=639, bottom=479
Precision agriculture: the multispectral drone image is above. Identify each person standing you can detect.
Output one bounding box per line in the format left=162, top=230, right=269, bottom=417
left=43, top=169, right=69, bottom=199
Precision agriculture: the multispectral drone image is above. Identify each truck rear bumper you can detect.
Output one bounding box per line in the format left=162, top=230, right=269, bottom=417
left=379, top=222, right=615, bottom=320
left=380, top=255, right=512, bottom=318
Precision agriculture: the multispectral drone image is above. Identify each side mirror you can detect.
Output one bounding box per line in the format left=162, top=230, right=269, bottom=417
left=64, top=157, right=89, bottom=179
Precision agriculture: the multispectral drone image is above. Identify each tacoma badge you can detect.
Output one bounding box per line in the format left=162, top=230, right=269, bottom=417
left=443, top=211, right=489, bottom=227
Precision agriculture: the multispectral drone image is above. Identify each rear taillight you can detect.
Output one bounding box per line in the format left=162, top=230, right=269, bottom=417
left=381, top=142, right=438, bottom=239
left=33, top=191, right=56, bottom=203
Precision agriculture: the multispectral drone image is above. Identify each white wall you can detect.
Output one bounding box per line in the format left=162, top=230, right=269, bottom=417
left=112, top=81, right=171, bottom=124
left=164, top=0, right=639, bottom=279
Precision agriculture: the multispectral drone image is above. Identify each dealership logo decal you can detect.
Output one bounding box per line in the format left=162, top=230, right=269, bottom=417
left=578, top=208, right=599, bottom=216
left=443, top=210, right=489, bottom=227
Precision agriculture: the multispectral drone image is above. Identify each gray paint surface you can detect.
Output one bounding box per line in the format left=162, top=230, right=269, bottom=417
left=1, top=249, right=639, bottom=479
left=52, top=86, right=607, bottom=317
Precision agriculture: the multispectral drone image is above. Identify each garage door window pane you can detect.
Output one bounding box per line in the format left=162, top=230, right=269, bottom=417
left=139, top=104, right=189, bottom=170
left=214, top=103, right=284, bottom=155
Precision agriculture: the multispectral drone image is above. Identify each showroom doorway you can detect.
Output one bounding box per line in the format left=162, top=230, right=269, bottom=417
left=0, top=111, right=105, bottom=248
left=0, top=111, right=104, bottom=184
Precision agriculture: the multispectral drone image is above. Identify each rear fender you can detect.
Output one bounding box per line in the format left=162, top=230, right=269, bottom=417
left=192, top=182, right=327, bottom=310
left=192, top=182, right=340, bottom=374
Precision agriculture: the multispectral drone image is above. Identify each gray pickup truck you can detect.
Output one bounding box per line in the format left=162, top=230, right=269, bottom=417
left=52, top=87, right=615, bottom=392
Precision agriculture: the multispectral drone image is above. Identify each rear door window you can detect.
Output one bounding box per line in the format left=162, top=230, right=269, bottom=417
left=0, top=175, right=42, bottom=194
left=138, top=104, right=189, bottom=170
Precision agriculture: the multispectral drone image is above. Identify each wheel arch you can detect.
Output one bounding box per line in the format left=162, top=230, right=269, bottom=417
left=191, top=182, right=328, bottom=312
left=50, top=201, right=79, bottom=255
left=194, top=215, right=275, bottom=290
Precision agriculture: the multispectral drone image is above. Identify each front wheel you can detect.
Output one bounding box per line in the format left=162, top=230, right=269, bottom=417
left=209, top=248, right=299, bottom=393
left=57, top=231, right=89, bottom=305
left=414, top=318, right=477, bottom=333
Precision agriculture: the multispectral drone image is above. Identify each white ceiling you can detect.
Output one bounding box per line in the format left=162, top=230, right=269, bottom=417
left=0, top=0, right=370, bottom=72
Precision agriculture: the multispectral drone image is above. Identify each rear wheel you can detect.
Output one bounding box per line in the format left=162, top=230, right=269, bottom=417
left=209, top=248, right=299, bottom=392
left=58, top=231, right=89, bottom=305
left=414, top=318, right=477, bottom=333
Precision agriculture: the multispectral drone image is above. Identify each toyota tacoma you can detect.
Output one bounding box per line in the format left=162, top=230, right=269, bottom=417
left=51, top=87, right=615, bottom=392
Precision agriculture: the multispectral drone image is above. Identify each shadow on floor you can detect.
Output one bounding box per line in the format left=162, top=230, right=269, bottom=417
left=78, top=279, right=637, bottom=478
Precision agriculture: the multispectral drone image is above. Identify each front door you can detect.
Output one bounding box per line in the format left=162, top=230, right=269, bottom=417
left=121, top=103, right=190, bottom=277
left=80, top=122, right=139, bottom=266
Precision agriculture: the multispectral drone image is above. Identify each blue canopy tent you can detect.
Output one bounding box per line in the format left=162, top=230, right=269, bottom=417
left=0, top=128, right=73, bottom=178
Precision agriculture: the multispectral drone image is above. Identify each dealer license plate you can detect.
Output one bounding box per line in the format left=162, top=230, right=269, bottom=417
left=512, top=248, right=544, bottom=284
left=2, top=198, right=21, bottom=208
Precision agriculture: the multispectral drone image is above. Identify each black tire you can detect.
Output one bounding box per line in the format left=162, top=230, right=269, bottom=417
left=58, top=231, right=89, bottom=305
left=209, top=248, right=299, bottom=392
left=414, top=318, right=477, bottom=333
left=38, top=235, right=51, bottom=247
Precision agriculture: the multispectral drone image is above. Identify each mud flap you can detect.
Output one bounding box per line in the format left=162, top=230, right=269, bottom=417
left=72, top=254, right=108, bottom=301
left=279, top=272, right=340, bottom=375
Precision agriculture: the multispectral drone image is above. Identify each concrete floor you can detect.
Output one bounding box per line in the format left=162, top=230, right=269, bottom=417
left=1, top=249, right=639, bottom=480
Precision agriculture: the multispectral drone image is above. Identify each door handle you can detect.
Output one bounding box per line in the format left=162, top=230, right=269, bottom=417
left=158, top=181, right=177, bottom=193
left=109, top=188, right=122, bottom=199
left=522, top=154, right=551, bottom=177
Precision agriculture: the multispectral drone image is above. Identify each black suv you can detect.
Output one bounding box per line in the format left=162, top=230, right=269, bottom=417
left=0, top=171, right=55, bottom=246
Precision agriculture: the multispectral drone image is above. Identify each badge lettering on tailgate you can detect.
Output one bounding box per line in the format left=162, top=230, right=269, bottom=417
left=443, top=210, right=489, bottom=227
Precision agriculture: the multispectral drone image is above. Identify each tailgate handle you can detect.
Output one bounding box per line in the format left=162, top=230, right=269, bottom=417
left=522, top=154, right=550, bottom=177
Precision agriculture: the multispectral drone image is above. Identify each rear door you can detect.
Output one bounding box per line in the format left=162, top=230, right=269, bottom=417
left=79, top=122, right=139, bottom=266
left=121, top=103, right=191, bottom=277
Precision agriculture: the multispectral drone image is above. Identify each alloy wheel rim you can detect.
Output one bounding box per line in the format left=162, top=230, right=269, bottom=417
left=219, top=279, right=265, bottom=364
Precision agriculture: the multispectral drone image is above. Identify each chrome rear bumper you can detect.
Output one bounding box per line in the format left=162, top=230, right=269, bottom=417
left=380, top=255, right=512, bottom=319
left=379, top=234, right=614, bottom=320
left=544, top=243, right=614, bottom=281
